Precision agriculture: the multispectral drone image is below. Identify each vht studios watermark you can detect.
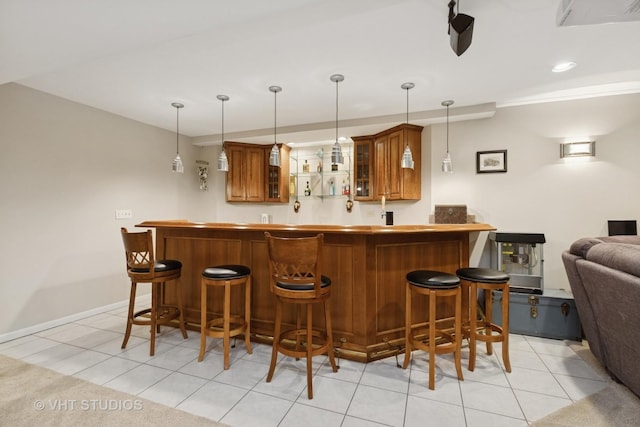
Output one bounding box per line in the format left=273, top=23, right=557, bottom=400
left=33, top=399, right=144, bottom=411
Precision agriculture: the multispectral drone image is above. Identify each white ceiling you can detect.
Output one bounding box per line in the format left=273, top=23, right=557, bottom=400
left=2, top=0, right=640, bottom=145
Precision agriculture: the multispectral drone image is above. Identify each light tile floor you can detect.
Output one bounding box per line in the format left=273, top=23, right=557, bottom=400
left=0, top=299, right=611, bottom=427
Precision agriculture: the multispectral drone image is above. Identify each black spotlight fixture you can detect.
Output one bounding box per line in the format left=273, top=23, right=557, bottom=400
left=448, top=0, right=474, bottom=56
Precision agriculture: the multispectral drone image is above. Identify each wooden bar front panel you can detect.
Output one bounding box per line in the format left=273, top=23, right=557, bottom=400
left=144, top=221, right=492, bottom=362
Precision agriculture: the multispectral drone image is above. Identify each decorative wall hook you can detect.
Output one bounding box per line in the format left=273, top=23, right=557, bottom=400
left=196, top=160, right=209, bottom=191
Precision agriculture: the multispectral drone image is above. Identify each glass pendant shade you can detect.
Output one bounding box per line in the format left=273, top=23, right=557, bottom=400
left=171, top=102, right=184, bottom=173
left=442, top=152, right=453, bottom=172
left=172, top=154, right=184, bottom=173
left=217, top=95, right=229, bottom=172
left=402, top=145, right=415, bottom=169
left=217, top=149, right=228, bottom=172
left=330, top=74, right=345, bottom=164
left=401, top=82, right=415, bottom=169
left=269, top=143, right=281, bottom=167
left=331, top=140, right=344, bottom=164
left=268, top=86, right=282, bottom=167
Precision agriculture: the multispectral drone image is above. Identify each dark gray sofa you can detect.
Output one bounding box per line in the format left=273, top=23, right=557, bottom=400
left=562, top=235, right=640, bottom=397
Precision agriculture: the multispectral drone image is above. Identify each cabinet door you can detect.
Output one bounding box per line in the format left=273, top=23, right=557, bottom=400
left=374, top=132, right=401, bottom=200
left=226, top=144, right=247, bottom=202
left=265, top=144, right=290, bottom=203
left=225, top=143, right=264, bottom=202
left=386, top=129, right=403, bottom=200
left=244, top=147, right=265, bottom=202
left=374, top=135, right=387, bottom=200
left=353, top=139, right=373, bottom=201
left=401, top=127, right=421, bottom=200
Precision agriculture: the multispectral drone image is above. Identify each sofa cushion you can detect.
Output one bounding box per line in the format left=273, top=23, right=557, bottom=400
left=598, top=235, right=640, bottom=245
left=569, top=238, right=604, bottom=258
left=586, top=243, right=640, bottom=278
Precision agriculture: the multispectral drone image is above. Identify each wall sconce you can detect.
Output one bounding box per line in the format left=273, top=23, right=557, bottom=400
left=560, top=141, right=595, bottom=158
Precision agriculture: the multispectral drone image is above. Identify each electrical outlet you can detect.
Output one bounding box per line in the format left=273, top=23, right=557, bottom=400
left=115, top=209, right=133, bottom=220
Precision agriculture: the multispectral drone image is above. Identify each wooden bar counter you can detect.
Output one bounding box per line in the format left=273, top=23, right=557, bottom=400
left=138, top=220, right=495, bottom=362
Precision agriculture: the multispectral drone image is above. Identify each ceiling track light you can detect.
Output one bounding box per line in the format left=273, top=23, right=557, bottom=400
left=442, top=100, right=454, bottom=173
left=171, top=102, right=184, bottom=173
left=269, top=85, right=282, bottom=167
left=401, top=82, right=415, bottom=170
left=448, top=0, right=474, bottom=56
left=330, top=74, right=345, bottom=165
left=217, top=95, right=229, bottom=172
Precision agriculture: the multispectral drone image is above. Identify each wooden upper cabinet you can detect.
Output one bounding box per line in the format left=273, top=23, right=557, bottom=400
left=354, top=123, right=422, bottom=201
left=225, top=141, right=289, bottom=203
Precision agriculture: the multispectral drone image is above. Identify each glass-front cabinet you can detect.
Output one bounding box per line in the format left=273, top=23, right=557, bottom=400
left=265, top=144, right=290, bottom=203
left=353, top=138, right=373, bottom=200
left=351, top=123, right=422, bottom=201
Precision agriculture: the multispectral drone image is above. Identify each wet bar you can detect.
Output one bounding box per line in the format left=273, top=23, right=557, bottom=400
left=138, top=220, right=495, bottom=362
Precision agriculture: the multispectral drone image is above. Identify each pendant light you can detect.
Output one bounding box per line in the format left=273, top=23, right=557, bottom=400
left=441, top=100, right=454, bottom=173
left=217, top=95, right=229, bottom=172
left=401, top=82, right=415, bottom=169
left=269, top=85, right=282, bottom=167
left=171, top=102, right=184, bottom=173
left=330, top=74, right=345, bottom=164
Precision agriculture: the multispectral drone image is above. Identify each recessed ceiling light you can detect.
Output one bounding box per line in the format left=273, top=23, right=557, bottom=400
left=552, top=62, right=577, bottom=73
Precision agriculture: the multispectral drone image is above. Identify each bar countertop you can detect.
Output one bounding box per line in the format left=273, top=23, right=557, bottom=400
left=137, top=220, right=495, bottom=234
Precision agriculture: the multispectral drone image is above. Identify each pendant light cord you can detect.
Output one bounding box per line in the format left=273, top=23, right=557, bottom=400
left=221, top=99, right=225, bottom=146
left=335, top=78, right=339, bottom=144
left=406, top=88, right=409, bottom=124
left=446, top=104, right=450, bottom=154
left=274, top=88, right=277, bottom=145
left=405, top=87, right=409, bottom=148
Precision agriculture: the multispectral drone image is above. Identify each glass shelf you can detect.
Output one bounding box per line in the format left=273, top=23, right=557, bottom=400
left=290, top=143, right=352, bottom=200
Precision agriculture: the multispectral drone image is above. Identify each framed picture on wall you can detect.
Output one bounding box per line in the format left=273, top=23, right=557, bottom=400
left=476, top=150, right=507, bottom=174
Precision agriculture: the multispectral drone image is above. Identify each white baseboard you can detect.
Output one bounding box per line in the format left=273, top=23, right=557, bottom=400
left=0, top=296, right=148, bottom=344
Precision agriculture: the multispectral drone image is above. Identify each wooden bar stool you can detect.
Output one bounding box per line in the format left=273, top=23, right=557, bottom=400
left=120, top=227, right=188, bottom=356
left=198, top=265, right=252, bottom=369
left=403, top=270, right=463, bottom=390
left=456, top=267, right=511, bottom=372
left=264, top=232, right=338, bottom=400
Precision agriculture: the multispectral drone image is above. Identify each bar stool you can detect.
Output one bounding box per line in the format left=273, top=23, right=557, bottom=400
left=403, top=270, right=463, bottom=390
left=264, top=232, right=338, bottom=400
left=120, top=227, right=188, bottom=356
left=456, top=267, right=511, bottom=372
left=198, top=265, right=252, bottom=369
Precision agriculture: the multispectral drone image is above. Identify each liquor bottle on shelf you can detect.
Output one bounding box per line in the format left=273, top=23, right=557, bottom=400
left=329, top=180, right=335, bottom=196
left=303, top=160, right=310, bottom=173
left=341, top=180, right=346, bottom=195
left=317, top=161, right=322, bottom=172
left=304, top=181, right=311, bottom=196
left=345, top=180, right=350, bottom=196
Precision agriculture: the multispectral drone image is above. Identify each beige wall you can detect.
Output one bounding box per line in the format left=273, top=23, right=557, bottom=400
left=1, top=82, right=639, bottom=339
left=0, top=83, right=203, bottom=337
left=430, top=94, right=640, bottom=292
